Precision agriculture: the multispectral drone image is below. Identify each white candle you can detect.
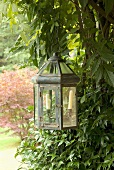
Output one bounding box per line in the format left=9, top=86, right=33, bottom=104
left=68, top=90, right=73, bottom=109
left=46, top=94, right=50, bottom=110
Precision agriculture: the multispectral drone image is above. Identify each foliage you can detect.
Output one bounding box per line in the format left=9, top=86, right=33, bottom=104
left=16, top=82, right=114, bottom=169
left=0, top=17, right=30, bottom=69
left=0, top=67, right=37, bottom=139
left=0, top=16, right=31, bottom=70
left=0, top=17, right=18, bottom=58
left=1, top=0, right=114, bottom=85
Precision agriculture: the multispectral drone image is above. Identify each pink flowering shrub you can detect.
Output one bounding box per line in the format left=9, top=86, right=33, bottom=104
left=0, top=68, right=37, bottom=139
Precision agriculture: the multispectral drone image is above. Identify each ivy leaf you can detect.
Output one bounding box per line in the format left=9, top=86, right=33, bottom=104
left=74, top=162, right=79, bottom=168
left=58, top=140, right=64, bottom=146
left=80, top=95, right=86, bottom=104
left=50, top=154, right=56, bottom=161
left=58, top=161, right=64, bottom=167
left=79, top=0, right=88, bottom=8
left=37, top=152, right=43, bottom=159
left=79, top=163, right=86, bottom=170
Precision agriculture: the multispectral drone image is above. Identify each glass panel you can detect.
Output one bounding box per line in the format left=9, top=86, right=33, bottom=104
left=34, top=84, right=38, bottom=125
left=63, top=87, right=77, bottom=127
left=41, top=89, right=59, bottom=127
left=60, top=62, right=72, bottom=74
left=42, top=62, right=58, bottom=74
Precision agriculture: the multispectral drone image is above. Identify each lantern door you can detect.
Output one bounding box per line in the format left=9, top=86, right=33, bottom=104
left=62, top=86, right=77, bottom=129
left=38, top=85, right=61, bottom=129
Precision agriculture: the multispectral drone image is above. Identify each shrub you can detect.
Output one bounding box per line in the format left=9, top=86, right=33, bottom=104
left=0, top=67, right=37, bottom=139
left=15, top=83, right=114, bottom=170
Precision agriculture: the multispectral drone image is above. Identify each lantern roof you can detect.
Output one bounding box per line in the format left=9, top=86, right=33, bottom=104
left=32, top=53, right=80, bottom=85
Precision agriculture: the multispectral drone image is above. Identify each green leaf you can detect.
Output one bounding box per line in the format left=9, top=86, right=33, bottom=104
left=75, top=162, right=79, bottom=168
left=101, top=137, right=104, bottom=146
left=80, top=95, right=86, bottom=103
left=95, top=67, right=103, bottom=84
left=97, top=164, right=102, bottom=170
left=86, top=54, right=96, bottom=68
left=79, top=0, right=88, bottom=8
left=107, top=41, right=114, bottom=49
left=50, top=154, right=56, bottom=161
left=101, top=52, right=114, bottom=62
left=37, top=150, right=43, bottom=159
left=103, top=63, right=114, bottom=72
left=55, top=22, right=59, bottom=26
left=89, top=28, right=98, bottom=34
left=58, top=161, right=64, bottom=167
left=104, top=0, right=114, bottom=14
left=91, top=59, right=101, bottom=76
left=106, top=144, right=112, bottom=155
left=84, top=18, right=95, bottom=27
left=20, top=32, right=28, bottom=44
left=79, top=163, right=86, bottom=170
left=1, top=2, right=7, bottom=16
left=27, top=105, right=34, bottom=112
left=50, top=24, right=54, bottom=33
left=104, top=69, right=114, bottom=87
left=58, top=140, right=64, bottom=146
left=12, top=3, right=18, bottom=12
left=105, top=154, right=111, bottom=161
left=104, top=160, right=110, bottom=163
left=33, top=58, right=38, bottom=67
left=7, top=4, right=12, bottom=18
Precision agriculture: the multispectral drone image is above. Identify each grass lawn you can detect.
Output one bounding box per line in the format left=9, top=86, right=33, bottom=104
left=0, top=128, right=25, bottom=170
left=0, top=127, right=21, bottom=151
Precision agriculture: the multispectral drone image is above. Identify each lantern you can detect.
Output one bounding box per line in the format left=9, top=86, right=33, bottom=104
left=32, top=53, right=80, bottom=130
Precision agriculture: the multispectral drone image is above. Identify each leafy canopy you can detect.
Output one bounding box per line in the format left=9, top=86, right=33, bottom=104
left=1, top=0, right=114, bottom=86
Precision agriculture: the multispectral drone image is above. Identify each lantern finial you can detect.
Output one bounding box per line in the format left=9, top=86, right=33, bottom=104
left=48, top=52, right=62, bottom=61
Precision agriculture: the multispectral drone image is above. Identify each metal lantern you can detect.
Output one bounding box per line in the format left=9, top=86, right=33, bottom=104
left=32, top=53, right=80, bottom=130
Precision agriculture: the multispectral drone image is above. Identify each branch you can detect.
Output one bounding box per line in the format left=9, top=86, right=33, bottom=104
left=88, top=0, right=114, bottom=24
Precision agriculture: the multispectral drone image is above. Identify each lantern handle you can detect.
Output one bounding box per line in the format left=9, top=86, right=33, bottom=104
left=48, top=53, right=64, bottom=61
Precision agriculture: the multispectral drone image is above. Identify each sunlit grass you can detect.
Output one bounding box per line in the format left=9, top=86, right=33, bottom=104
left=0, top=127, right=21, bottom=151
